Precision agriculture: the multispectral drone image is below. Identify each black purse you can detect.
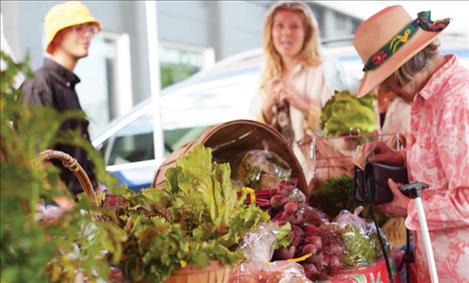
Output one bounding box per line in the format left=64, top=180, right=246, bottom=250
left=354, top=162, right=409, bottom=205
left=353, top=161, right=411, bottom=283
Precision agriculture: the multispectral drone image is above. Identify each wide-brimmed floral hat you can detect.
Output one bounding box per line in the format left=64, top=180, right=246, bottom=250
left=353, top=5, right=450, bottom=97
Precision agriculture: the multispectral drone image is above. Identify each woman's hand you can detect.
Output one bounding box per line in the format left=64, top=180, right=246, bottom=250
left=376, top=178, right=410, bottom=217
left=363, top=141, right=405, bottom=166
left=281, top=82, right=310, bottom=117
left=261, top=78, right=284, bottom=123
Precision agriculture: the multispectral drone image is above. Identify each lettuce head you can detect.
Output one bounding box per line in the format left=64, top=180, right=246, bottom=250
left=320, top=90, right=378, bottom=136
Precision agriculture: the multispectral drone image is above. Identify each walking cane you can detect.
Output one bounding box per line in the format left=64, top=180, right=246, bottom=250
left=400, top=182, right=438, bottom=283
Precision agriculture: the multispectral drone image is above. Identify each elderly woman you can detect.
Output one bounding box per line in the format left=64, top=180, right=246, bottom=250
left=354, top=5, right=469, bottom=282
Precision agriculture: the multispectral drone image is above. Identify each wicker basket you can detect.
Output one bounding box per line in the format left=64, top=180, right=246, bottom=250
left=165, top=261, right=231, bottom=283
left=301, top=132, right=406, bottom=186
left=152, top=119, right=308, bottom=196
left=38, top=149, right=98, bottom=206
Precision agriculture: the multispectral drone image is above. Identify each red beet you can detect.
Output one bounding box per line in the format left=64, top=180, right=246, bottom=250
left=329, top=243, right=344, bottom=255
left=284, top=201, right=298, bottom=216
left=270, top=194, right=287, bottom=209
left=292, top=210, right=305, bottom=225
left=292, top=225, right=304, bottom=237
left=274, top=211, right=294, bottom=224
left=303, top=263, right=319, bottom=280
left=275, top=245, right=296, bottom=260
left=307, top=235, right=322, bottom=249
left=329, top=256, right=342, bottom=270
left=309, top=253, right=325, bottom=267
left=302, top=243, right=318, bottom=255
left=304, top=206, right=326, bottom=225
left=303, top=224, right=318, bottom=235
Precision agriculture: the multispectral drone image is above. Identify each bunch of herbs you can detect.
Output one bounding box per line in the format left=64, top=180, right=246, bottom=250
left=104, top=145, right=270, bottom=282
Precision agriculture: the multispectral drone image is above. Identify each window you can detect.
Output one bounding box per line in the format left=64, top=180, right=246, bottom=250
left=163, top=126, right=210, bottom=154
left=159, top=42, right=214, bottom=88
left=100, top=114, right=154, bottom=166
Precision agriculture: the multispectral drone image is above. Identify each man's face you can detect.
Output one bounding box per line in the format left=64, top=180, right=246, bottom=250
left=54, top=22, right=99, bottom=59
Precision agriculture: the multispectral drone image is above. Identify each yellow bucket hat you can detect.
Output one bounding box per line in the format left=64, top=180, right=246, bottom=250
left=44, top=1, right=101, bottom=54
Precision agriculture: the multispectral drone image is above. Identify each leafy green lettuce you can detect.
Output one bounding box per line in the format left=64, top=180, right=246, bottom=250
left=321, top=90, right=378, bottom=136
left=114, top=145, right=269, bottom=282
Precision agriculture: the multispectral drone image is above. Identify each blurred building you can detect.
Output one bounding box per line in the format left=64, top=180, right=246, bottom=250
left=1, top=1, right=361, bottom=134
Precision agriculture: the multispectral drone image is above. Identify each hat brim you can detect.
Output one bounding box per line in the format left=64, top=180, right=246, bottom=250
left=355, top=29, right=442, bottom=97
left=46, top=16, right=101, bottom=54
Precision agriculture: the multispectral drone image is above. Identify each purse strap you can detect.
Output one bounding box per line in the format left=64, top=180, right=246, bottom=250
left=368, top=205, right=395, bottom=283
left=361, top=163, right=394, bottom=282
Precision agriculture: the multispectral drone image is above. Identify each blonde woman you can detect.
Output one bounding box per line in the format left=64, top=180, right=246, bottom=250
left=250, top=1, right=334, bottom=182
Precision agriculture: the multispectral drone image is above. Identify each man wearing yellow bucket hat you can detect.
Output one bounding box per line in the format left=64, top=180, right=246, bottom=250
left=22, top=1, right=102, bottom=195
left=354, top=5, right=469, bottom=282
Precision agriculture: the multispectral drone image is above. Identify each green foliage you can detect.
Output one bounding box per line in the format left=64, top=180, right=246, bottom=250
left=105, top=145, right=270, bottom=282
left=160, top=63, right=199, bottom=88
left=320, top=90, right=378, bottom=136
left=340, top=223, right=377, bottom=266
left=274, top=222, right=292, bottom=249
left=0, top=51, right=126, bottom=283
left=310, top=175, right=388, bottom=225
left=310, top=175, right=356, bottom=218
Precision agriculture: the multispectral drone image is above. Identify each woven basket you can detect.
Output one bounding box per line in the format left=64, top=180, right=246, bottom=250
left=152, top=119, right=308, bottom=196
left=302, top=132, right=407, bottom=187
left=165, top=261, right=231, bottom=283
left=39, top=149, right=98, bottom=206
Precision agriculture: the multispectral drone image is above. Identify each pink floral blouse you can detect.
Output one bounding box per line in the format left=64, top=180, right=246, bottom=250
left=404, top=55, right=469, bottom=282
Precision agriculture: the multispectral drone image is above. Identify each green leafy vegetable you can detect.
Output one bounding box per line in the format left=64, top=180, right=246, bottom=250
left=274, top=223, right=292, bottom=249
left=107, top=145, right=269, bottom=282
left=320, top=90, right=378, bottom=136
left=310, top=175, right=356, bottom=218
left=341, top=223, right=377, bottom=266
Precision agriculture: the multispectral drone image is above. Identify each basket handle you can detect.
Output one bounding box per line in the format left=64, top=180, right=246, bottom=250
left=39, top=149, right=98, bottom=206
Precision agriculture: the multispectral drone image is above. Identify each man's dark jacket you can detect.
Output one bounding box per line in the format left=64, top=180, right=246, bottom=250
left=21, top=58, right=98, bottom=195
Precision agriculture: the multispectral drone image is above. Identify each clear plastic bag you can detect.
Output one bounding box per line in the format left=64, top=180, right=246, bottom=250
left=228, top=260, right=312, bottom=283
left=240, top=222, right=281, bottom=263
left=334, top=207, right=389, bottom=266
left=234, top=144, right=292, bottom=189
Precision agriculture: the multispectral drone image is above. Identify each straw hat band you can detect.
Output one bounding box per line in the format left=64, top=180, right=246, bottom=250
left=363, top=11, right=451, bottom=72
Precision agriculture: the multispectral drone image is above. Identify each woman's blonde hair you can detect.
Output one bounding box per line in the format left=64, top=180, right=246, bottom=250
left=260, top=1, right=321, bottom=90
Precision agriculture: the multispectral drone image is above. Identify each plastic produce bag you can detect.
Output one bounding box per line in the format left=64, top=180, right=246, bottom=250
left=228, top=260, right=312, bottom=283
left=240, top=222, right=289, bottom=263
left=334, top=207, right=389, bottom=266
left=234, top=144, right=292, bottom=189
